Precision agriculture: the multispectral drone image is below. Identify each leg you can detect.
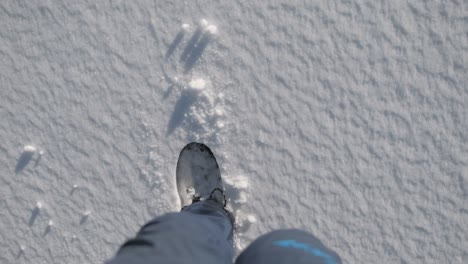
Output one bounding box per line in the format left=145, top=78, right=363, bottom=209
left=235, top=229, right=342, bottom=264
left=107, top=201, right=233, bottom=264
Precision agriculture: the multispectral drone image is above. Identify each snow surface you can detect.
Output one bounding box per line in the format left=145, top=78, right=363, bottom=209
left=0, top=0, right=467, bottom=263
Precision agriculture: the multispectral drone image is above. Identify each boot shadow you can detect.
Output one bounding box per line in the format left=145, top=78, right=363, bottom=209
left=15, top=152, right=34, bottom=173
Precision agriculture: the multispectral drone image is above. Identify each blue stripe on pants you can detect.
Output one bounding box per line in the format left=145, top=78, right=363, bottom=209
left=235, top=229, right=342, bottom=264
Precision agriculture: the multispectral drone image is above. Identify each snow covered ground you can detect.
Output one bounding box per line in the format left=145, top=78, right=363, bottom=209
left=1, top=0, right=467, bottom=263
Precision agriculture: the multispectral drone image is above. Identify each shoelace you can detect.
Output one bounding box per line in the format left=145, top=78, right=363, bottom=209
left=209, top=188, right=227, bottom=207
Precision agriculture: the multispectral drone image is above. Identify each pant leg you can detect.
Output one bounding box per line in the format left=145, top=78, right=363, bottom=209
left=107, top=201, right=233, bottom=264
left=235, top=229, right=342, bottom=264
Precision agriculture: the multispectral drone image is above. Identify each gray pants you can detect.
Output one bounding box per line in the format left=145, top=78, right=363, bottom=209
left=107, top=201, right=341, bottom=264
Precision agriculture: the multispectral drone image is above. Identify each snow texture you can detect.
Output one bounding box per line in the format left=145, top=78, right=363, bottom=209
left=0, top=0, right=467, bottom=263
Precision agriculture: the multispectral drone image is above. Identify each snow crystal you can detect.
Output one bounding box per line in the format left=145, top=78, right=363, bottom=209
left=246, top=215, right=257, bottom=223
left=23, top=145, right=36, bottom=153
left=199, top=19, right=209, bottom=28
left=197, top=19, right=217, bottom=35
left=181, top=23, right=190, bottom=31
left=215, top=108, right=224, bottom=116
left=205, top=25, right=218, bottom=35
left=217, top=122, right=225, bottom=128
left=189, top=78, right=206, bottom=90
left=225, top=175, right=249, bottom=189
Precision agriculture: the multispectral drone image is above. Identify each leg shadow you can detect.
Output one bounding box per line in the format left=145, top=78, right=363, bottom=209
left=28, top=207, right=40, bottom=226
left=165, top=31, right=185, bottom=59
left=162, top=84, right=174, bottom=100
left=80, top=215, right=89, bottom=225
left=180, top=28, right=203, bottom=62
left=184, top=34, right=212, bottom=73
left=16, top=249, right=24, bottom=259
left=15, top=152, right=34, bottom=173
left=34, top=154, right=42, bottom=167
left=166, top=89, right=199, bottom=136
left=43, top=225, right=51, bottom=236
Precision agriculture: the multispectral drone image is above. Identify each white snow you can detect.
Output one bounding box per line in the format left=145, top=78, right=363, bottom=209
left=1, top=1, right=467, bottom=263
left=205, top=25, right=218, bottom=35
left=189, top=78, right=207, bottom=90
left=199, top=19, right=209, bottom=29
left=181, top=23, right=190, bottom=31
left=246, top=215, right=257, bottom=224
left=23, top=145, right=36, bottom=154
left=199, top=19, right=217, bottom=35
